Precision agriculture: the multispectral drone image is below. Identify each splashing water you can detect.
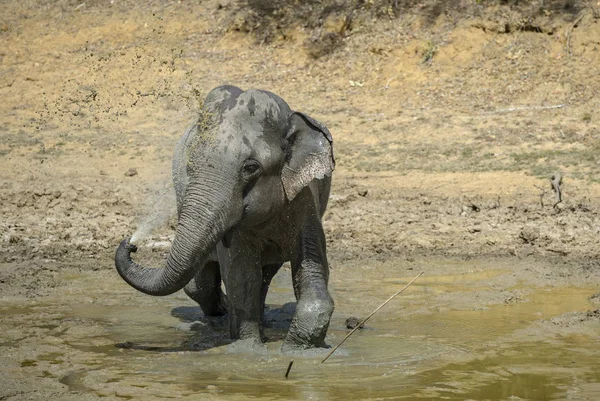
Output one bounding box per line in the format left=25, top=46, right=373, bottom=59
left=130, top=181, right=176, bottom=245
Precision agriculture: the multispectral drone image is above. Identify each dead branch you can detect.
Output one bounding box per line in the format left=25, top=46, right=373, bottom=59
left=465, top=197, right=481, bottom=212
left=284, top=360, right=294, bottom=378
left=384, top=76, right=397, bottom=89
left=321, top=271, right=424, bottom=364
left=551, top=173, right=563, bottom=208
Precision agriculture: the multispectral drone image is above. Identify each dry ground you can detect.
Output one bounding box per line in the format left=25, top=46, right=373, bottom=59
left=2, top=0, right=600, bottom=286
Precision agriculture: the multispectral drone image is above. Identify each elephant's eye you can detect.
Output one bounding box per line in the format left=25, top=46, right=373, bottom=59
left=242, top=160, right=261, bottom=180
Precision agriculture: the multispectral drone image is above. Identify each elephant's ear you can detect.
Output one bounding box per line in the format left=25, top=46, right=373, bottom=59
left=282, top=112, right=335, bottom=201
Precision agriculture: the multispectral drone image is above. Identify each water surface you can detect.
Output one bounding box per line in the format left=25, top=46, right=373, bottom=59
left=1, top=260, right=599, bottom=400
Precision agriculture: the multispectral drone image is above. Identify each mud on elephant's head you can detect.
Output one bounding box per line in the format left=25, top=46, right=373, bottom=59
left=115, top=85, right=334, bottom=296
left=181, top=85, right=334, bottom=228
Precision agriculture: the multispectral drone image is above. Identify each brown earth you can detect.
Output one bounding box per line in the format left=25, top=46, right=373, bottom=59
left=1, top=0, right=600, bottom=399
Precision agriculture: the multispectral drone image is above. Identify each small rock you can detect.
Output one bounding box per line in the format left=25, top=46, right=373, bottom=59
left=124, top=168, right=138, bottom=177
left=345, top=316, right=364, bottom=330
left=586, top=309, right=600, bottom=319
left=329, top=194, right=350, bottom=205
left=357, top=188, right=368, bottom=197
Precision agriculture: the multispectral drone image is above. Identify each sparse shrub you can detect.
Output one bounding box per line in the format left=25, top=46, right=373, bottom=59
left=421, top=40, right=437, bottom=64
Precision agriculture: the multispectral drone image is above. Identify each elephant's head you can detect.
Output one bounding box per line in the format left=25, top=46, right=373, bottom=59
left=115, top=85, right=334, bottom=296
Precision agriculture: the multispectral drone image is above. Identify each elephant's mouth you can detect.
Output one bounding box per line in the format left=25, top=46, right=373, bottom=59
left=222, top=229, right=234, bottom=248
left=238, top=205, right=273, bottom=230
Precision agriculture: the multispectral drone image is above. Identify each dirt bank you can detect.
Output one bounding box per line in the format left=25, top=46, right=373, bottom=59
left=1, top=0, right=600, bottom=399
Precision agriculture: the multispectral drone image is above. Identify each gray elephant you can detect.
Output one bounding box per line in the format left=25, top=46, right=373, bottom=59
left=115, top=85, right=335, bottom=351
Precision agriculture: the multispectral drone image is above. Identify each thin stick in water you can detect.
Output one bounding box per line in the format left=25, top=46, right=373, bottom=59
left=285, top=360, right=294, bottom=378
left=321, top=271, right=424, bottom=364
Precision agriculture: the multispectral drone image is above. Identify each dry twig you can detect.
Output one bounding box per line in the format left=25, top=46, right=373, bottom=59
left=384, top=76, right=397, bottom=89
left=284, top=360, right=294, bottom=378
left=464, top=197, right=481, bottom=212
left=321, top=271, right=424, bottom=363
left=551, top=173, right=563, bottom=208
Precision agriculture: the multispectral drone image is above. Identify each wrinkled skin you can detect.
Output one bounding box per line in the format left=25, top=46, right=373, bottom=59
left=115, top=85, right=335, bottom=351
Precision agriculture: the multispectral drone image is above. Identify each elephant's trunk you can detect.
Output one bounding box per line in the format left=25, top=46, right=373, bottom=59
left=115, top=184, right=232, bottom=296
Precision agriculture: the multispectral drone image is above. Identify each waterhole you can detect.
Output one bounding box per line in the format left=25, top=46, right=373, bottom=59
left=1, top=259, right=599, bottom=400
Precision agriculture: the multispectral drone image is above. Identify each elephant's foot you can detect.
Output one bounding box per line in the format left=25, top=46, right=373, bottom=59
left=281, top=296, right=333, bottom=352
left=184, top=280, right=228, bottom=317
left=226, top=321, right=267, bottom=353
left=227, top=337, right=266, bottom=353
left=229, top=315, right=264, bottom=343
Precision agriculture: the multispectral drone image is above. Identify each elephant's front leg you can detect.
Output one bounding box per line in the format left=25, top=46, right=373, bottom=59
left=283, top=221, right=334, bottom=351
left=217, top=235, right=263, bottom=343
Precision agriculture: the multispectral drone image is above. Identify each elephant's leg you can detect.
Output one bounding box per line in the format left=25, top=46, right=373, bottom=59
left=260, top=263, right=283, bottom=327
left=184, top=261, right=227, bottom=317
left=282, top=221, right=334, bottom=351
left=217, top=236, right=263, bottom=343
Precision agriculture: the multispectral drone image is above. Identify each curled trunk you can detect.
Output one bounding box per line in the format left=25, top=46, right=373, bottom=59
left=115, top=186, right=229, bottom=296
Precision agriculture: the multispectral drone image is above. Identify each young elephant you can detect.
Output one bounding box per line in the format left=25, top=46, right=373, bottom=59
left=115, top=85, right=335, bottom=351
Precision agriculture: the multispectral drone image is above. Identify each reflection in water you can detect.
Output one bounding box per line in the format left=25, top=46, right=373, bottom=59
left=1, top=263, right=599, bottom=400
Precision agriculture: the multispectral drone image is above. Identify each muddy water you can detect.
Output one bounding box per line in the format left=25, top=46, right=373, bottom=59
left=1, top=261, right=599, bottom=400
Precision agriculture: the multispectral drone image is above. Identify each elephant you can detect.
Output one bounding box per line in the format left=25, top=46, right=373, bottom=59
left=115, top=85, right=335, bottom=351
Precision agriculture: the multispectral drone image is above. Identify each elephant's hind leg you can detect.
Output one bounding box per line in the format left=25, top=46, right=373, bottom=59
left=184, top=261, right=228, bottom=317
left=260, top=263, right=283, bottom=330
